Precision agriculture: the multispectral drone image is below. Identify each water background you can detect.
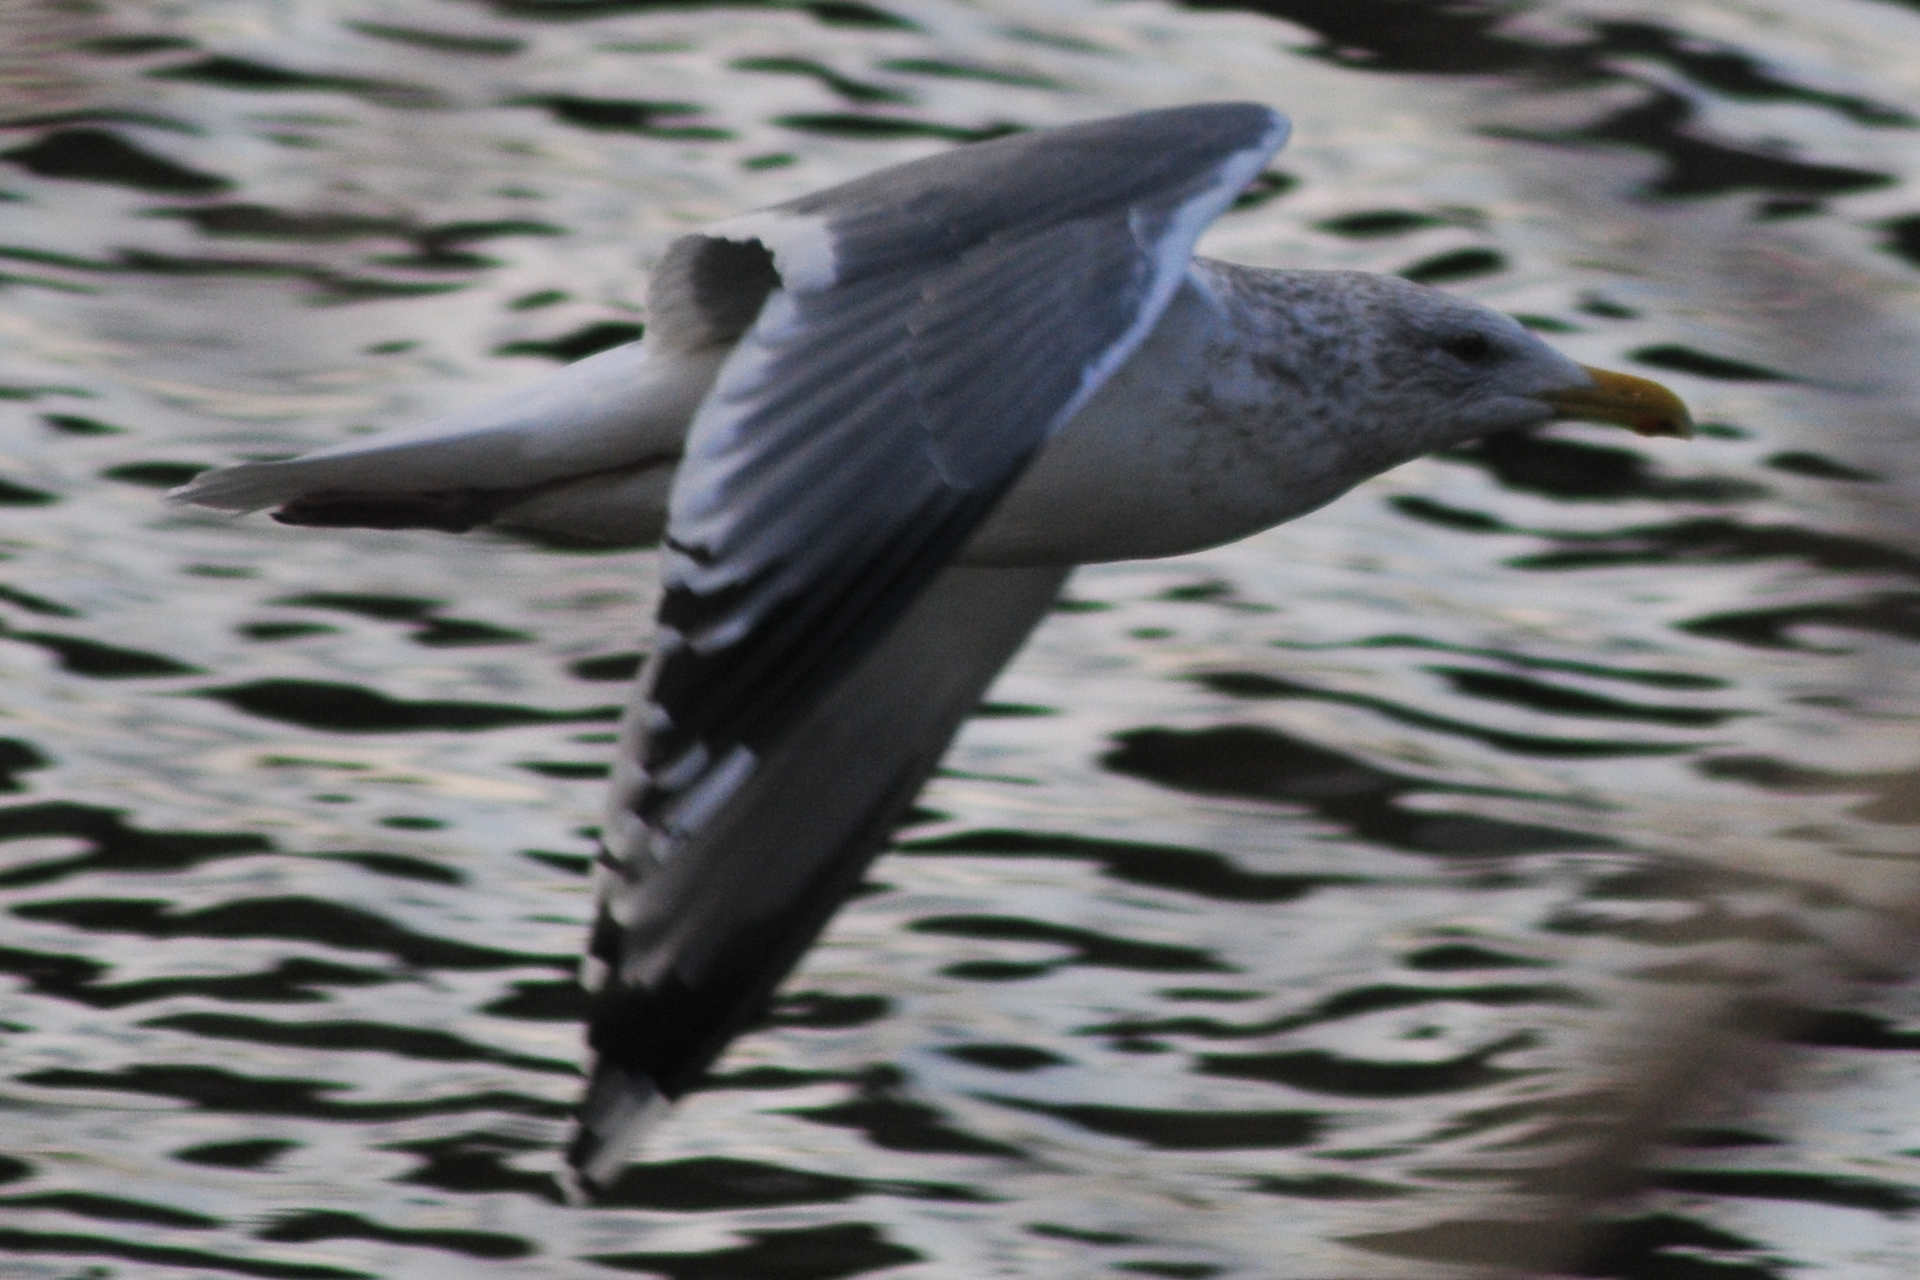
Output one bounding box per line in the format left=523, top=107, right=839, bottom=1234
left=6, top=0, right=1920, bottom=1275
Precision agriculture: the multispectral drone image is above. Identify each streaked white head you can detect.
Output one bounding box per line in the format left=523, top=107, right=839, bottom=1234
left=1210, top=264, right=1686, bottom=458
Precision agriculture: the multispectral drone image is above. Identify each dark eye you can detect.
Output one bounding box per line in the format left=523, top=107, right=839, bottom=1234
left=1442, top=333, right=1493, bottom=363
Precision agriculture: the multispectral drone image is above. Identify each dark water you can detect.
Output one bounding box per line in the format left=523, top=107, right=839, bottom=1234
left=4, top=0, right=1920, bottom=1275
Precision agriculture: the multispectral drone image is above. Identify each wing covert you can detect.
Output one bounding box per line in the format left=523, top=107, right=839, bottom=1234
left=633, top=101, right=1290, bottom=851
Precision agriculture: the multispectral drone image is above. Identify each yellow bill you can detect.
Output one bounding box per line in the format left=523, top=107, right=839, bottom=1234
left=1545, top=366, right=1692, bottom=439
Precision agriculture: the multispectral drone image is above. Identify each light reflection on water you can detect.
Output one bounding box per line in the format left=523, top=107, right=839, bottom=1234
left=3, top=0, right=1920, bottom=1275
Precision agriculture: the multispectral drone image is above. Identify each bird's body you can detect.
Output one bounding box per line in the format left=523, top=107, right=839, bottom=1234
left=177, top=259, right=1615, bottom=564
left=173, top=102, right=1688, bottom=1190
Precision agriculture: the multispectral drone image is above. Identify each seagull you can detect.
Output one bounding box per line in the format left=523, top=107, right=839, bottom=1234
left=173, top=102, right=1690, bottom=1189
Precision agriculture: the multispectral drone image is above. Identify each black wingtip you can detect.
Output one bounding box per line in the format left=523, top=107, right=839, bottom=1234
left=271, top=488, right=515, bottom=532
left=566, top=1063, right=674, bottom=1195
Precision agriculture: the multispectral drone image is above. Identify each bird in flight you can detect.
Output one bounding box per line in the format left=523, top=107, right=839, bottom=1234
left=174, top=101, right=1690, bottom=1190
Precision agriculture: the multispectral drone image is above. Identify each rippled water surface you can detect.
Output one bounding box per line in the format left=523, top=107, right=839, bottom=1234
left=7, top=0, right=1920, bottom=1275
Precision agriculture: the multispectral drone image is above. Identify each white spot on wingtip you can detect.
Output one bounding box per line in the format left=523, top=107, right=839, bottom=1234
left=660, top=743, right=757, bottom=842
left=578, top=954, right=610, bottom=992
left=569, top=1067, right=674, bottom=1194
left=651, top=741, right=711, bottom=792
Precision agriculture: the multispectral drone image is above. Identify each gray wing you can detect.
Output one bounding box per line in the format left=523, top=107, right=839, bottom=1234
left=638, top=101, right=1289, bottom=840
left=571, top=103, right=1289, bottom=1186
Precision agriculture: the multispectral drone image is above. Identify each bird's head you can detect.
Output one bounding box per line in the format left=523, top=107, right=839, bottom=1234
left=1353, top=274, right=1691, bottom=447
